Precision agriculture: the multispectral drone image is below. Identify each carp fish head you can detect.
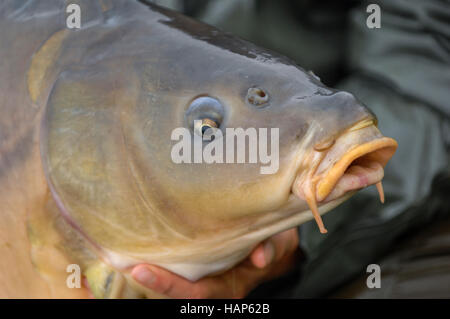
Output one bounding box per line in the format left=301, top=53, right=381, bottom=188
left=39, top=2, right=397, bottom=297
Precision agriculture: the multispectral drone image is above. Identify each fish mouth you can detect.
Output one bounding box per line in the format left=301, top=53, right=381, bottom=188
left=292, top=122, right=398, bottom=233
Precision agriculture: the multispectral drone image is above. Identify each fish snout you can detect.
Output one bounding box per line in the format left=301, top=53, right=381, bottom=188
left=333, top=90, right=378, bottom=125
left=291, top=123, right=397, bottom=233
left=293, top=89, right=378, bottom=144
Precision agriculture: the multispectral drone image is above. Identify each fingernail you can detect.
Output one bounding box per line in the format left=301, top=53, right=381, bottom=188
left=133, top=266, right=156, bottom=287
left=263, top=241, right=275, bottom=266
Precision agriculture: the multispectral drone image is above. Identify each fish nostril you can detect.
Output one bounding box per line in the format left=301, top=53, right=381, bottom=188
left=246, top=87, right=269, bottom=107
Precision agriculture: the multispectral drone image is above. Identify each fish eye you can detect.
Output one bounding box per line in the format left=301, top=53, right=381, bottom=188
left=186, top=96, right=224, bottom=137
left=194, top=118, right=219, bottom=139
left=246, top=87, right=269, bottom=107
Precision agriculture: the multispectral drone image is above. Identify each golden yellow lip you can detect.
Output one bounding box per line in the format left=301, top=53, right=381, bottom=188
left=316, top=137, right=398, bottom=202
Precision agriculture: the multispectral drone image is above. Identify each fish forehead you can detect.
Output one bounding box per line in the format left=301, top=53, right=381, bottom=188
left=124, top=14, right=371, bottom=147
left=55, top=2, right=372, bottom=162
left=61, top=1, right=324, bottom=98
left=56, top=0, right=366, bottom=134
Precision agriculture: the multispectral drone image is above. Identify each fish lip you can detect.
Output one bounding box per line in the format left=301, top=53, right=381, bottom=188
left=315, top=136, right=398, bottom=202
left=289, top=123, right=397, bottom=234
left=291, top=123, right=398, bottom=205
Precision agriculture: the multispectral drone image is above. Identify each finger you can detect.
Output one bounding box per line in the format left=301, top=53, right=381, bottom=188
left=250, top=241, right=274, bottom=269
left=131, top=264, right=204, bottom=298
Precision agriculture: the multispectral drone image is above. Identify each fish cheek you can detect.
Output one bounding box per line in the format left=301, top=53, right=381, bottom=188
left=43, top=67, right=167, bottom=251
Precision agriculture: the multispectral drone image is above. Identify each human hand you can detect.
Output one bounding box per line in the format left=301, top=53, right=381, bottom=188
left=130, top=228, right=301, bottom=298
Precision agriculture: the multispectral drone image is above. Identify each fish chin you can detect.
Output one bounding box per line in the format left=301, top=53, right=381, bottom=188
left=97, top=192, right=353, bottom=282
left=292, top=123, right=397, bottom=233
